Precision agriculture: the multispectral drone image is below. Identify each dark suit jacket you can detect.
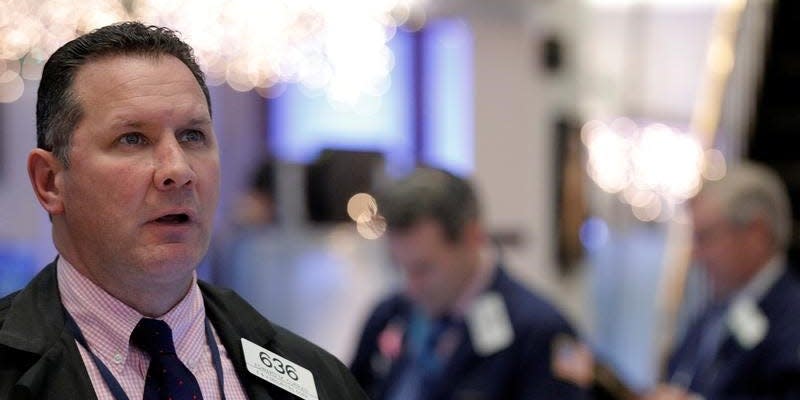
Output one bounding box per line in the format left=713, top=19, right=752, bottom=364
left=667, top=269, right=800, bottom=399
left=350, top=267, right=587, bottom=400
left=0, top=261, right=367, bottom=400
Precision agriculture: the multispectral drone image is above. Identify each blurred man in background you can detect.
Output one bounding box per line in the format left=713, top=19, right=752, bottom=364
left=350, top=166, right=587, bottom=399
left=646, top=162, right=800, bottom=399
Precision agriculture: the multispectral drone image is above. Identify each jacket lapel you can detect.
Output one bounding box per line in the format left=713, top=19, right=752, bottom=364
left=425, top=322, right=478, bottom=400
left=0, top=261, right=97, bottom=400
left=696, top=271, right=793, bottom=395
left=424, top=269, right=508, bottom=400
left=200, top=282, right=279, bottom=400
left=373, top=311, right=414, bottom=399
left=11, top=331, right=98, bottom=400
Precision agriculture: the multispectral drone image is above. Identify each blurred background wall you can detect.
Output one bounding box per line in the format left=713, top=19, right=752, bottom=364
left=1, top=0, right=793, bottom=392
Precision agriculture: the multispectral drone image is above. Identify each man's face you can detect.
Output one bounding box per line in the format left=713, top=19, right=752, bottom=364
left=55, top=54, right=219, bottom=286
left=388, top=219, right=474, bottom=317
left=691, top=195, right=753, bottom=297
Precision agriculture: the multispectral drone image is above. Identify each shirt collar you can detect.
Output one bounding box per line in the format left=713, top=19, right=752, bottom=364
left=57, top=256, right=207, bottom=371
left=734, top=254, right=786, bottom=303
left=450, top=260, right=496, bottom=318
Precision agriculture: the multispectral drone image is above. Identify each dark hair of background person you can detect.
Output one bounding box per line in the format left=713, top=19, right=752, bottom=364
left=377, top=166, right=480, bottom=243
left=36, top=21, right=211, bottom=168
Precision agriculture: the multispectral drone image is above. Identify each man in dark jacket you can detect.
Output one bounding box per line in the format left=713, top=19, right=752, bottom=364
left=0, top=22, right=366, bottom=400
left=645, top=163, right=800, bottom=399
left=350, top=167, right=587, bottom=399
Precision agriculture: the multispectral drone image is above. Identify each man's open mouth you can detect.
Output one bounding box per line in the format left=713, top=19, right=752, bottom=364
left=154, top=213, right=191, bottom=224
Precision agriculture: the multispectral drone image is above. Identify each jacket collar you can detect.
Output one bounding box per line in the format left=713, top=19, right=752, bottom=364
left=380, top=266, right=510, bottom=400
left=425, top=266, right=511, bottom=399
left=703, top=269, right=800, bottom=393
left=2, top=260, right=284, bottom=400
left=199, top=280, right=279, bottom=400
left=0, top=260, right=97, bottom=400
left=0, top=260, right=66, bottom=355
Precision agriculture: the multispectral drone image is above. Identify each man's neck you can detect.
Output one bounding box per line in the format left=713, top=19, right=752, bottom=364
left=449, top=257, right=496, bottom=317
left=732, top=254, right=786, bottom=302
left=57, top=254, right=194, bottom=317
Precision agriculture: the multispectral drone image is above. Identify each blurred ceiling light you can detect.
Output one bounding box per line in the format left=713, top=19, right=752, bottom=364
left=0, top=72, right=24, bottom=103
left=347, top=192, right=387, bottom=240
left=356, top=212, right=386, bottom=240
left=347, top=192, right=378, bottom=221
left=585, top=0, right=725, bottom=8
left=0, top=0, right=427, bottom=106
left=702, top=149, right=727, bottom=181
left=583, top=119, right=726, bottom=221
left=579, top=217, right=610, bottom=251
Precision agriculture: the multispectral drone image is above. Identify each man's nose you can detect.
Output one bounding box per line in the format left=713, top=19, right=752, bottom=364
left=154, top=138, right=196, bottom=190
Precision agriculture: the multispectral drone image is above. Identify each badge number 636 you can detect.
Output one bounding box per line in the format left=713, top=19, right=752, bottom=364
left=260, top=352, right=299, bottom=381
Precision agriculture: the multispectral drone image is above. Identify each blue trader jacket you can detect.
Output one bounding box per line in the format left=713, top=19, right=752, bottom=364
left=667, top=269, right=800, bottom=399
left=350, top=266, right=588, bottom=400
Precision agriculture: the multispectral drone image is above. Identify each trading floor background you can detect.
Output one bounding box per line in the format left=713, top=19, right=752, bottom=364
left=1, top=0, right=794, bottom=394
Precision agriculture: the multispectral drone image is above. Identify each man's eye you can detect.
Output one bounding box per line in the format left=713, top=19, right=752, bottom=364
left=118, top=133, right=146, bottom=145
left=179, top=130, right=206, bottom=143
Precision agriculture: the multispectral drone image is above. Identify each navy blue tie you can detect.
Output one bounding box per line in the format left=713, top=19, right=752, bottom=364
left=131, top=318, right=204, bottom=400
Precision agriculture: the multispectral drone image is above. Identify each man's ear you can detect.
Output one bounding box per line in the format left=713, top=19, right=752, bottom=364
left=28, top=148, right=65, bottom=216
left=748, top=216, right=774, bottom=252
left=462, top=219, right=486, bottom=248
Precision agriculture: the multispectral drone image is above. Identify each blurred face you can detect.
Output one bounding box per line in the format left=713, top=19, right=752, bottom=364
left=388, top=219, right=476, bottom=317
left=54, top=54, right=219, bottom=288
left=691, top=195, right=755, bottom=298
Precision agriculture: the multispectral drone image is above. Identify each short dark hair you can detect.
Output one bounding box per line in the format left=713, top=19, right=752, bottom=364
left=36, top=21, right=211, bottom=167
left=377, top=166, right=480, bottom=242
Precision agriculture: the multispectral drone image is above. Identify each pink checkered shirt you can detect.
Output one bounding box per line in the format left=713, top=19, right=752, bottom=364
left=57, top=257, right=249, bottom=400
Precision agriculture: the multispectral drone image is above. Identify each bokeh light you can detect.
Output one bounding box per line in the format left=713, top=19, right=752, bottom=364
left=702, top=148, right=727, bottom=181
left=356, top=212, right=386, bottom=240
left=583, top=119, right=726, bottom=221
left=347, top=193, right=378, bottom=221
left=585, top=0, right=726, bottom=8
left=347, top=192, right=387, bottom=240
left=0, top=73, right=24, bottom=103
left=0, top=0, right=427, bottom=106
left=579, top=217, right=610, bottom=251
